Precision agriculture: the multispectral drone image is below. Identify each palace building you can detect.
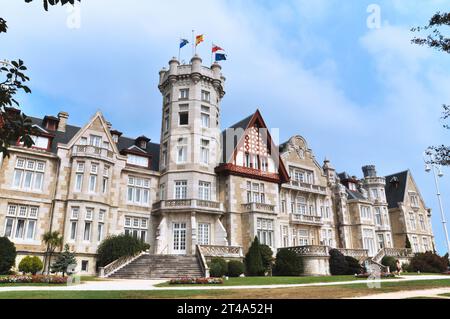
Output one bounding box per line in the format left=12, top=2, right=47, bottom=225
left=0, top=55, right=435, bottom=276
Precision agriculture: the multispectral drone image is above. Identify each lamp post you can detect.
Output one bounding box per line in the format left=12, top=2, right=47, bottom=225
left=424, top=153, right=450, bottom=259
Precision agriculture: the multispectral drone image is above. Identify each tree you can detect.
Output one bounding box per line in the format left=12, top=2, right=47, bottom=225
left=209, top=257, right=228, bottom=278
left=96, top=234, right=150, bottom=268
left=405, top=235, right=412, bottom=249
left=226, top=260, right=245, bottom=277
left=51, top=244, right=77, bottom=276
left=244, top=237, right=265, bottom=276
left=260, top=244, right=275, bottom=274
left=273, top=249, right=303, bottom=276
left=0, top=237, right=16, bottom=275
left=412, top=12, right=450, bottom=166
left=409, top=251, right=449, bottom=273
left=329, top=249, right=348, bottom=275
left=1, top=1, right=81, bottom=157
left=18, top=256, right=43, bottom=275
left=42, top=231, right=63, bottom=275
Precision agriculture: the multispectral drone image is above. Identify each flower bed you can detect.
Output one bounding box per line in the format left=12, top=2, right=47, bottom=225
left=0, top=275, right=68, bottom=284
left=354, top=273, right=396, bottom=279
left=169, top=277, right=224, bottom=285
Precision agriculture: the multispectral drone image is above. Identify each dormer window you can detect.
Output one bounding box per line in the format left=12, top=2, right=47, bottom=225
left=127, top=154, right=149, bottom=168
left=110, top=130, right=122, bottom=144
left=135, top=136, right=150, bottom=150
left=42, top=116, right=59, bottom=131
left=30, top=135, right=49, bottom=150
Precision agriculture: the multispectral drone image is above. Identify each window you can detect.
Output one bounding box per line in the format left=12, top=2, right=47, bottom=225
left=165, top=93, right=171, bottom=104
left=198, top=223, right=210, bottom=245
left=127, top=176, right=151, bottom=206
left=419, top=214, right=426, bottom=231
left=85, top=208, right=93, bottom=221
left=179, top=88, right=189, bottom=100
left=295, top=196, right=307, bottom=215
left=81, top=260, right=89, bottom=272
left=179, top=111, right=189, bottom=126
left=70, top=221, right=77, bottom=241
left=261, top=157, right=268, bottom=172
left=363, top=228, right=376, bottom=256
left=246, top=181, right=265, bottom=203
left=198, top=181, right=211, bottom=200
left=281, top=226, right=289, bottom=247
left=200, top=139, right=209, bottom=164
left=375, top=207, right=382, bottom=225
left=409, top=212, right=416, bottom=231
left=98, top=223, right=104, bottom=242
left=89, top=135, right=102, bottom=147
left=377, top=234, right=385, bottom=249
left=361, top=206, right=372, bottom=219
left=102, top=177, right=108, bottom=194
left=201, top=106, right=210, bottom=128
left=201, top=90, right=210, bottom=102
left=257, top=218, right=274, bottom=247
left=177, top=138, right=188, bottom=163
left=30, top=135, right=49, bottom=149
left=280, top=193, right=286, bottom=213
left=3, top=205, right=38, bottom=240
left=321, top=229, right=334, bottom=247
left=160, top=183, right=166, bottom=200
left=12, top=158, right=45, bottom=191
left=412, top=236, right=419, bottom=252
left=89, top=174, right=97, bottom=192
left=83, top=222, right=91, bottom=241
left=298, top=229, right=309, bottom=246
left=410, top=194, right=419, bottom=207
left=127, top=154, right=149, bottom=167
left=71, top=207, right=79, bottom=220
left=164, top=112, right=170, bottom=132
left=423, top=237, right=429, bottom=252
left=124, top=216, right=148, bottom=242
left=162, top=142, right=168, bottom=167
left=75, top=174, right=83, bottom=192
left=175, top=180, right=188, bottom=199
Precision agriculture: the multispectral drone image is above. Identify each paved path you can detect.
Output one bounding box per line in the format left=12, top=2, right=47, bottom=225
left=0, top=275, right=448, bottom=293
left=352, top=287, right=450, bottom=299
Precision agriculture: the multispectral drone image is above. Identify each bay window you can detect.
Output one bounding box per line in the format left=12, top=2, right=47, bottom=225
left=3, top=204, right=39, bottom=241
left=198, top=181, right=211, bottom=201
left=257, top=218, right=274, bottom=247
left=175, top=180, right=188, bottom=199
left=12, top=158, right=45, bottom=191
left=127, top=176, right=151, bottom=206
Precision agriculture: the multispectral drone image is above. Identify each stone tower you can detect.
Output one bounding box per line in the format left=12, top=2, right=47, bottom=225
left=154, top=55, right=227, bottom=255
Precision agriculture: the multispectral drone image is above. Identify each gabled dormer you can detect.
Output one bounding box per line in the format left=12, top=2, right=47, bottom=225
left=216, top=109, right=289, bottom=184
left=135, top=135, right=150, bottom=149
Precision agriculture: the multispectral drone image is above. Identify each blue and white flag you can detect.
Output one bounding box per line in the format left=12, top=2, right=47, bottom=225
left=180, top=39, right=189, bottom=49
left=215, top=53, right=227, bottom=61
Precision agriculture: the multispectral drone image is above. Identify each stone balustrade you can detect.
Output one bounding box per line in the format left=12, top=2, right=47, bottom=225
left=241, top=202, right=276, bottom=214
left=152, top=199, right=224, bottom=213
left=336, top=248, right=369, bottom=260
left=290, top=213, right=323, bottom=225
left=287, top=180, right=328, bottom=195
left=72, top=145, right=114, bottom=160
left=383, top=248, right=414, bottom=258
left=282, top=245, right=330, bottom=257
left=99, top=251, right=148, bottom=278
left=198, top=245, right=244, bottom=258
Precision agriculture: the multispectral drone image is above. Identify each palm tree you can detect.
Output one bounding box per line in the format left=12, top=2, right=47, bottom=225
left=42, top=231, right=63, bottom=275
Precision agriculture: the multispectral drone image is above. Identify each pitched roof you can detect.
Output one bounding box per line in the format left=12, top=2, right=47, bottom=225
left=221, top=113, right=253, bottom=163
left=346, top=189, right=367, bottom=201
left=384, top=170, right=409, bottom=209
left=28, top=116, right=160, bottom=171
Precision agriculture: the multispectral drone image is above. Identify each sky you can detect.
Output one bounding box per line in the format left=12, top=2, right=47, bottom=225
left=1, top=0, right=450, bottom=255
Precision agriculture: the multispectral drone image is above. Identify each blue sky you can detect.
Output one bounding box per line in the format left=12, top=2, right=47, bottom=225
left=1, top=0, right=450, bottom=255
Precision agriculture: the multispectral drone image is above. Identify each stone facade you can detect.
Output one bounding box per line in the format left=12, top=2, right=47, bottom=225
left=0, top=56, right=435, bottom=275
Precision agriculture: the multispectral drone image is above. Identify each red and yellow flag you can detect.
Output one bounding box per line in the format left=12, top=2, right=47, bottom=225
left=195, top=34, right=204, bottom=46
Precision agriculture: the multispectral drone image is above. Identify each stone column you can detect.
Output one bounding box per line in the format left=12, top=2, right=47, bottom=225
left=191, top=212, right=197, bottom=255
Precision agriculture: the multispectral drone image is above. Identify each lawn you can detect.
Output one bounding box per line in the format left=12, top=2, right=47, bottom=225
left=155, top=275, right=392, bottom=287
left=1, top=279, right=449, bottom=299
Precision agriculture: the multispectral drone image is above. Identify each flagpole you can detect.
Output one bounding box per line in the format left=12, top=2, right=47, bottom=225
left=210, top=42, right=213, bottom=65
left=178, top=37, right=181, bottom=62
left=192, top=30, right=195, bottom=57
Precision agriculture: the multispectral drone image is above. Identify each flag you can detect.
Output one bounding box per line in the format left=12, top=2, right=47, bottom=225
left=196, top=34, right=204, bottom=46
left=212, top=43, right=224, bottom=53
left=180, top=39, right=189, bottom=49
left=215, top=53, right=227, bottom=61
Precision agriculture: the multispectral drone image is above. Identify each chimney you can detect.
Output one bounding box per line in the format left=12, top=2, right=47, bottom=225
left=57, top=112, right=69, bottom=133
left=362, top=165, right=377, bottom=178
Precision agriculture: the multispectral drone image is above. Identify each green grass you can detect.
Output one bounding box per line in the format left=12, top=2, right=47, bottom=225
left=155, top=275, right=385, bottom=287
left=399, top=272, right=440, bottom=276
left=438, top=293, right=450, bottom=297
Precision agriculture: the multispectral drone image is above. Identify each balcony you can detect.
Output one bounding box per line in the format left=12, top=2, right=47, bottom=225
left=72, top=145, right=114, bottom=161
left=285, top=180, right=327, bottom=195
left=281, top=245, right=329, bottom=257
left=241, top=202, right=276, bottom=214
left=290, top=213, right=323, bottom=225
left=152, top=199, right=224, bottom=214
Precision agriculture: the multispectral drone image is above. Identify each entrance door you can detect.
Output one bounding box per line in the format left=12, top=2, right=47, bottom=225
left=173, top=223, right=187, bottom=255
left=377, top=234, right=385, bottom=250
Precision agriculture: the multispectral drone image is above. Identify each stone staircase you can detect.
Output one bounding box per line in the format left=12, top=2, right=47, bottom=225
left=108, top=255, right=204, bottom=279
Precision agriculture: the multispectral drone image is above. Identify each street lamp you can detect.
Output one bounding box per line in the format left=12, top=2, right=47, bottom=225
left=424, top=153, right=450, bottom=260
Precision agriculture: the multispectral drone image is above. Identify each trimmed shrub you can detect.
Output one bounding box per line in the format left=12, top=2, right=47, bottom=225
left=244, top=237, right=265, bottom=276
left=209, top=257, right=228, bottom=277
left=19, top=256, right=42, bottom=275
left=227, top=260, right=245, bottom=277
left=273, top=249, right=303, bottom=276
left=381, top=256, right=398, bottom=272
left=409, top=252, right=449, bottom=273
left=96, top=234, right=150, bottom=267
left=329, top=249, right=348, bottom=275
left=18, top=257, right=32, bottom=275
left=260, top=244, right=274, bottom=273
left=0, top=237, right=16, bottom=275
left=345, top=256, right=363, bottom=275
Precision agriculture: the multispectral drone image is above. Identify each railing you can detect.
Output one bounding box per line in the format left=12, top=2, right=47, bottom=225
left=241, top=202, right=276, bottom=214
left=72, top=145, right=114, bottom=159
left=288, top=180, right=327, bottom=195
left=336, top=248, right=369, bottom=260
left=99, top=250, right=148, bottom=278
left=282, top=245, right=330, bottom=257
left=290, top=214, right=323, bottom=225
left=198, top=245, right=244, bottom=259
left=196, top=245, right=210, bottom=278
left=372, top=248, right=386, bottom=264
left=382, top=248, right=414, bottom=258
left=153, top=199, right=224, bottom=212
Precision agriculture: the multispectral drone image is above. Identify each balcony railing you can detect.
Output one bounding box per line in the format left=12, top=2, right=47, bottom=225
left=72, top=145, right=114, bottom=159
left=383, top=248, right=414, bottom=258
left=290, top=213, right=323, bottom=225
left=152, top=199, right=224, bottom=213
left=281, top=245, right=329, bottom=257
left=241, top=202, right=276, bottom=214
left=198, top=245, right=244, bottom=259
left=287, top=180, right=327, bottom=195
left=336, top=248, right=369, bottom=260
